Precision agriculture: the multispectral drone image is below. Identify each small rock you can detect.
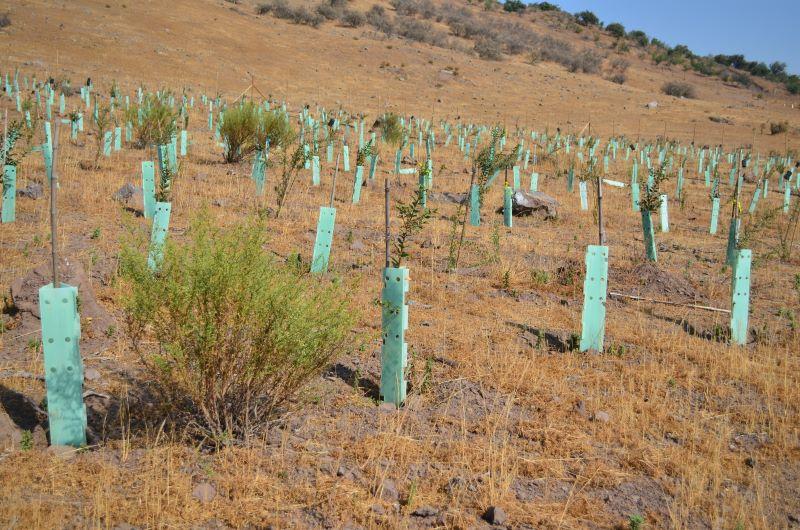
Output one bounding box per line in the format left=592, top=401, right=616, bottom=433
left=17, top=183, right=43, bottom=200
left=483, top=506, right=507, bottom=526
left=411, top=505, right=438, bottom=517
left=349, top=240, right=365, bottom=251
left=192, top=482, right=217, bottom=503
left=47, top=445, right=78, bottom=460
left=375, top=479, right=399, bottom=503
left=592, top=411, right=611, bottom=423
left=112, top=183, right=142, bottom=204
left=84, top=368, right=101, bottom=382
left=0, top=409, right=22, bottom=451
left=645, top=101, right=659, bottom=109
left=211, top=198, right=228, bottom=208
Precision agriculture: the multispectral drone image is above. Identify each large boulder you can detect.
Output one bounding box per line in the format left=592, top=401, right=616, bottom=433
left=497, top=190, right=559, bottom=219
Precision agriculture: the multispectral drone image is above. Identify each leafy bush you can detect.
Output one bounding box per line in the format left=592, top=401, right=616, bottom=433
left=340, top=9, right=365, bottom=27
left=396, top=16, right=446, bottom=46
left=606, top=22, right=625, bottom=38
left=662, top=81, right=696, bottom=99
left=221, top=103, right=296, bottom=163
left=627, top=30, right=649, bottom=47
left=503, top=0, right=525, bottom=12
left=475, top=39, right=503, bottom=60
left=574, top=10, right=599, bottom=26
left=261, top=0, right=324, bottom=27
left=530, top=2, right=559, bottom=11
left=567, top=49, right=602, bottom=73
left=126, top=93, right=178, bottom=149
left=770, top=121, right=788, bottom=135
left=366, top=5, right=395, bottom=34
left=120, top=214, right=356, bottom=442
left=315, top=2, right=339, bottom=20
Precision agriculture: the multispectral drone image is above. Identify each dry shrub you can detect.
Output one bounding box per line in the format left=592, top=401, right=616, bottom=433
left=121, top=214, right=356, bottom=442
left=258, top=0, right=324, bottom=27
left=475, top=38, right=503, bottom=60
left=662, top=81, right=696, bottom=98
left=340, top=9, right=365, bottom=27
left=366, top=5, right=395, bottom=35
left=770, top=121, right=788, bottom=135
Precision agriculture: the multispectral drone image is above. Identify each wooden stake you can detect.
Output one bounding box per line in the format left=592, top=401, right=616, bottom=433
left=50, top=121, right=61, bottom=287
left=609, top=291, right=731, bottom=314
left=329, top=153, right=340, bottom=208
left=384, top=174, right=390, bottom=269
left=596, top=175, right=605, bottom=245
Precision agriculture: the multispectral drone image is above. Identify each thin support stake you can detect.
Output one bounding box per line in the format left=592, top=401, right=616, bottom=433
left=51, top=121, right=60, bottom=287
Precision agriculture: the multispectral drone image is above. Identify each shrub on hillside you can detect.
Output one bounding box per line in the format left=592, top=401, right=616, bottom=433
left=396, top=16, right=446, bottom=46
left=0, top=14, right=10, bottom=28
left=315, top=2, right=340, bottom=20
left=662, top=81, right=696, bottom=98
left=606, top=22, right=625, bottom=38
left=121, top=214, right=356, bottom=442
left=567, top=49, right=602, bottom=73
left=574, top=10, right=599, bottom=26
left=770, top=121, right=788, bottom=135
left=259, top=0, right=324, bottom=27
left=340, top=9, right=365, bottom=27
left=125, top=93, right=178, bottom=149
left=503, top=0, right=525, bottom=12
left=366, top=5, right=395, bottom=35
left=475, top=39, right=503, bottom=60
left=627, top=30, right=649, bottom=47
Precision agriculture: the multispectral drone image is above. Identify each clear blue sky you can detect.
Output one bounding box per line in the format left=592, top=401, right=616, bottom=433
left=548, top=0, right=800, bottom=75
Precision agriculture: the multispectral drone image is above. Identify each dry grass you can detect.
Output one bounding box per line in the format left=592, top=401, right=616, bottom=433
left=0, top=0, right=799, bottom=528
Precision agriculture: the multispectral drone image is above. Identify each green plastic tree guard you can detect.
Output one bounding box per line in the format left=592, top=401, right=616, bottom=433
left=512, top=166, right=520, bottom=189
left=725, top=218, right=738, bottom=266
left=312, top=155, right=321, bottom=186
left=147, top=202, right=172, bottom=271
left=114, top=126, right=122, bottom=151
left=352, top=166, right=364, bottom=204
left=676, top=168, right=684, bottom=200
left=641, top=210, right=657, bottom=262
left=784, top=184, right=791, bottom=213
left=579, top=245, right=609, bottom=352
left=252, top=152, right=266, bottom=196
left=579, top=180, right=588, bottom=210
left=394, top=149, right=402, bottom=174
left=142, top=161, right=156, bottom=219
left=343, top=145, right=350, bottom=173
left=730, top=249, right=751, bottom=346
left=180, top=130, right=188, bottom=157
left=659, top=194, right=669, bottom=233
left=103, top=131, right=112, bottom=156
left=748, top=188, right=761, bottom=214
left=380, top=266, right=409, bottom=406
left=710, top=197, right=720, bottom=234
left=368, top=154, right=378, bottom=181
left=529, top=172, right=538, bottom=192
left=503, top=185, right=513, bottom=227
left=326, top=143, right=333, bottom=164
left=311, top=206, right=336, bottom=274
left=2, top=164, right=16, bottom=223
left=39, top=283, right=87, bottom=447
left=567, top=167, right=575, bottom=193
left=469, top=184, right=480, bottom=227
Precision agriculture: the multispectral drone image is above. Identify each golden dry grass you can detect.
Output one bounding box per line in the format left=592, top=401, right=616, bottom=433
left=1, top=1, right=799, bottom=528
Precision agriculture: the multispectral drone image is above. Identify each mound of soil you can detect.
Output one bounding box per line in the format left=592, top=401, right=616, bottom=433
left=613, top=261, right=703, bottom=303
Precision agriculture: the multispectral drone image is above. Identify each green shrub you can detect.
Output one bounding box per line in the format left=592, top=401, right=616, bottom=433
left=770, top=121, right=788, bottom=135
left=503, top=0, right=525, bottom=12
left=574, top=10, right=599, bottom=26
left=606, top=22, right=625, bottom=38
left=661, top=81, right=696, bottom=99
left=126, top=93, right=178, bottom=149
left=120, top=214, right=356, bottom=442
left=220, top=103, right=295, bottom=163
